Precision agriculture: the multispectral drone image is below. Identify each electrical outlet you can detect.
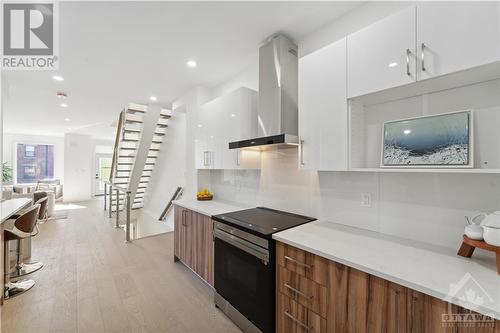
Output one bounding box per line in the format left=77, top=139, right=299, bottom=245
left=361, top=193, right=372, bottom=208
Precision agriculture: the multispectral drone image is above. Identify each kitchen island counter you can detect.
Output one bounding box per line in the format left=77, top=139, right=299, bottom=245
left=274, top=220, right=500, bottom=320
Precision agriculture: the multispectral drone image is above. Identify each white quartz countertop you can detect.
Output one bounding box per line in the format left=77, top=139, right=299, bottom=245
left=1, top=198, right=32, bottom=223
left=273, top=220, right=500, bottom=320
left=172, top=198, right=250, bottom=217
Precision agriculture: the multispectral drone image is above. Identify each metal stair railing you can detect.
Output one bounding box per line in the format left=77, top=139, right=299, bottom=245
left=110, top=110, right=126, bottom=182
left=159, top=186, right=183, bottom=221
left=102, top=179, right=132, bottom=242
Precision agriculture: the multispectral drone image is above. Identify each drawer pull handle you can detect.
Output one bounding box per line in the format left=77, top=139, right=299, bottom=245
left=284, top=311, right=312, bottom=331
left=284, top=283, right=313, bottom=300
left=284, top=256, right=312, bottom=269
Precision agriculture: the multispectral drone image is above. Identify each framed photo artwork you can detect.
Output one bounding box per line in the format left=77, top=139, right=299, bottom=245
left=381, top=110, right=473, bottom=168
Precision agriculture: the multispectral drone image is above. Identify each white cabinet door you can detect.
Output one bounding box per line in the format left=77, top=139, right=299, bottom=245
left=299, top=38, right=348, bottom=171
left=196, top=87, right=259, bottom=170
left=195, top=99, right=221, bottom=169
left=347, top=6, right=417, bottom=98
left=417, top=2, right=500, bottom=80
left=220, top=88, right=260, bottom=170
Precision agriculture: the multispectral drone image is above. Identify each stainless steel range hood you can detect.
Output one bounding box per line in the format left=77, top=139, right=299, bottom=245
left=229, top=35, right=299, bottom=150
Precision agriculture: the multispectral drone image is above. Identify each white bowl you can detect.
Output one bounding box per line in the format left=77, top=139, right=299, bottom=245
left=483, top=226, right=500, bottom=247
left=464, top=225, right=483, bottom=240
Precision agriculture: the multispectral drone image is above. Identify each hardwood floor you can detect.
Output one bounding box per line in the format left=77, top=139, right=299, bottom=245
left=1, top=200, right=241, bottom=333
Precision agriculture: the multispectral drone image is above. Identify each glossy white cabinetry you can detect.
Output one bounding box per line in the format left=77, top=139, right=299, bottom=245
left=195, top=87, right=260, bottom=170
left=347, top=6, right=416, bottom=98
left=195, top=97, right=222, bottom=169
left=298, top=38, right=348, bottom=171
left=417, top=2, right=500, bottom=81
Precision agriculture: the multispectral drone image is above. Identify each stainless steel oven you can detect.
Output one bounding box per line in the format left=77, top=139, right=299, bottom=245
left=213, top=221, right=275, bottom=333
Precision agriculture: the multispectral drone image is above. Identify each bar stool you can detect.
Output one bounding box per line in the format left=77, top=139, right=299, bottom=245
left=8, top=196, right=47, bottom=280
left=4, top=204, right=41, bottom=299
left=33, top=192, right=49, bottom=223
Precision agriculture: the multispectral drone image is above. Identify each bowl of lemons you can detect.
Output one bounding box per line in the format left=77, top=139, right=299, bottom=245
left=197, top=188, right=213, bottom=201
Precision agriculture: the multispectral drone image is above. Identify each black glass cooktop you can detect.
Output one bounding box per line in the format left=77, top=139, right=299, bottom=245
left=212, top=207, right=316, bottom=237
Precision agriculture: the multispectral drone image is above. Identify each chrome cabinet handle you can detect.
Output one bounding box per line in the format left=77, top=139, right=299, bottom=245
left=203, top=151, right=208, bottom=166
left=284, top=311, right=312, bottom=331
left=236, top=150, right=240, bottom=166
left=284, top=255, right=312, bottom=269
left=300, top=140, right=305, bottom=166
left=421, top=43, right=426, bottom=72
left=284, top=283, right=313, bottom=300
left=406, top=49, right=412, bottom=76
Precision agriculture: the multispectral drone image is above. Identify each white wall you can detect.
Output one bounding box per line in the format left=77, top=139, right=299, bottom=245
left=141, top=87, right=212, bottom=224
left=2, top=132, right=65, bottom=184
left=64, top=133, right=113, bottom=202
left=142, top=106, right=187, bottom=220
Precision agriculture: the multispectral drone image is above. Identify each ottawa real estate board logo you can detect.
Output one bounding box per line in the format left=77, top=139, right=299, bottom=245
left=1, top=2, right=59, bottom=70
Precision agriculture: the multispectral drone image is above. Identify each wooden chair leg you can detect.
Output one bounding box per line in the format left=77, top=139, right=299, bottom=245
left=457, top=241, right=476, bottom=258
left=496, top=252, right=500, bottom=275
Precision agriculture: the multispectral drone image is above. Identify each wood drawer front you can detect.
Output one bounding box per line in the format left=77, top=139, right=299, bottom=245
left=278, top=293, right=327, bottom=333
left=278, top=266, right=327, bottom=318
left=277, top=242, right=328, bottom=286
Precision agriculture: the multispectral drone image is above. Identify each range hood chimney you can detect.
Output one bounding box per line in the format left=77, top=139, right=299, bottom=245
left=229, top=35, right=299, bottom=150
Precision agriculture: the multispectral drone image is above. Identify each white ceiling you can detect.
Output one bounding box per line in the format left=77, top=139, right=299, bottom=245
left=3, top=1, right=361, bottom=140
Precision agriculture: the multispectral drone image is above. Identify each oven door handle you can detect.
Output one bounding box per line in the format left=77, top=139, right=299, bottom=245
left=214, top=229, right=269, bottom=265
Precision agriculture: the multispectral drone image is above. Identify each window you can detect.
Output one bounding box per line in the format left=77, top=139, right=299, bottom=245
left=16, top=144, right=54, bottom=184
left=25, top=145, right=35, bottom=157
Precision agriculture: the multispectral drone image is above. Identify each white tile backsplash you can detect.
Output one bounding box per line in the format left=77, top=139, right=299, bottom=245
left=205, top=151, right=500, bottom=249
left=201, top=80, right=500, bottom=250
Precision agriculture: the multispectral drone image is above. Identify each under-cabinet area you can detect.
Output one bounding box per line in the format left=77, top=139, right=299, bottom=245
left=173, top=200, right=500, bottom=333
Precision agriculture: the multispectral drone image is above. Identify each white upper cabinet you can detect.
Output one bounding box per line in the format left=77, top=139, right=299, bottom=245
left=347, top=6, right=417, bottom=98
left=299, top=38, right=348, bottom=171
left=195, top=98, right=222, bottom=169
left=195, top=87, right=260, bottom=170
left=417, top=2, right=500, bottom=80
left=219, top=87, right=260, bottom=170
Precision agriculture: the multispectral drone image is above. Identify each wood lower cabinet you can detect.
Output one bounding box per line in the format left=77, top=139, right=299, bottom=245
left=277, top=242, right=329, bottom=286
left=277, top=293, right=327, bottom=333
left=173, top=205, right=214, bottom=286
left=277, top=242, right=499, bottom=333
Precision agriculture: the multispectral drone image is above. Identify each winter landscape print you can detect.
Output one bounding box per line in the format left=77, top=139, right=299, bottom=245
left=382, top=111, right=472, bottom=167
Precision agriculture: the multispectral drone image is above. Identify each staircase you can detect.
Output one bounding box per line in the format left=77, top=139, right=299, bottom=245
left=109, top=103, right=171, bottom=210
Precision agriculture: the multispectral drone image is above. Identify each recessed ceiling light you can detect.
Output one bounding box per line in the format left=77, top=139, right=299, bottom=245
left=65, top=118, right=70, bottom=121
left=230, top=113, right=236, bottom=117
left=187, top=60, right=197, bottom=68
left=197, top=124, right=202, bottom=128
left=52, top=75, right=64, bottom=81
left=149, top=96, right=157, bottom=101
left=60, top=103, right=68, bottom=108
left=404, top=129, right=411, bottom=135
left=388, top=62, right=398, bottom=68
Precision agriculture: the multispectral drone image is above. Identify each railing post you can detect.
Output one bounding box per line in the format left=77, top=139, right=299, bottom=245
left=104, top=183, right=107, bottom=211
left=115, top=189, right=120, bottom=228
left=108, top=184, right=113, bottom=218
left=126, top=192, right=131, bottom=242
